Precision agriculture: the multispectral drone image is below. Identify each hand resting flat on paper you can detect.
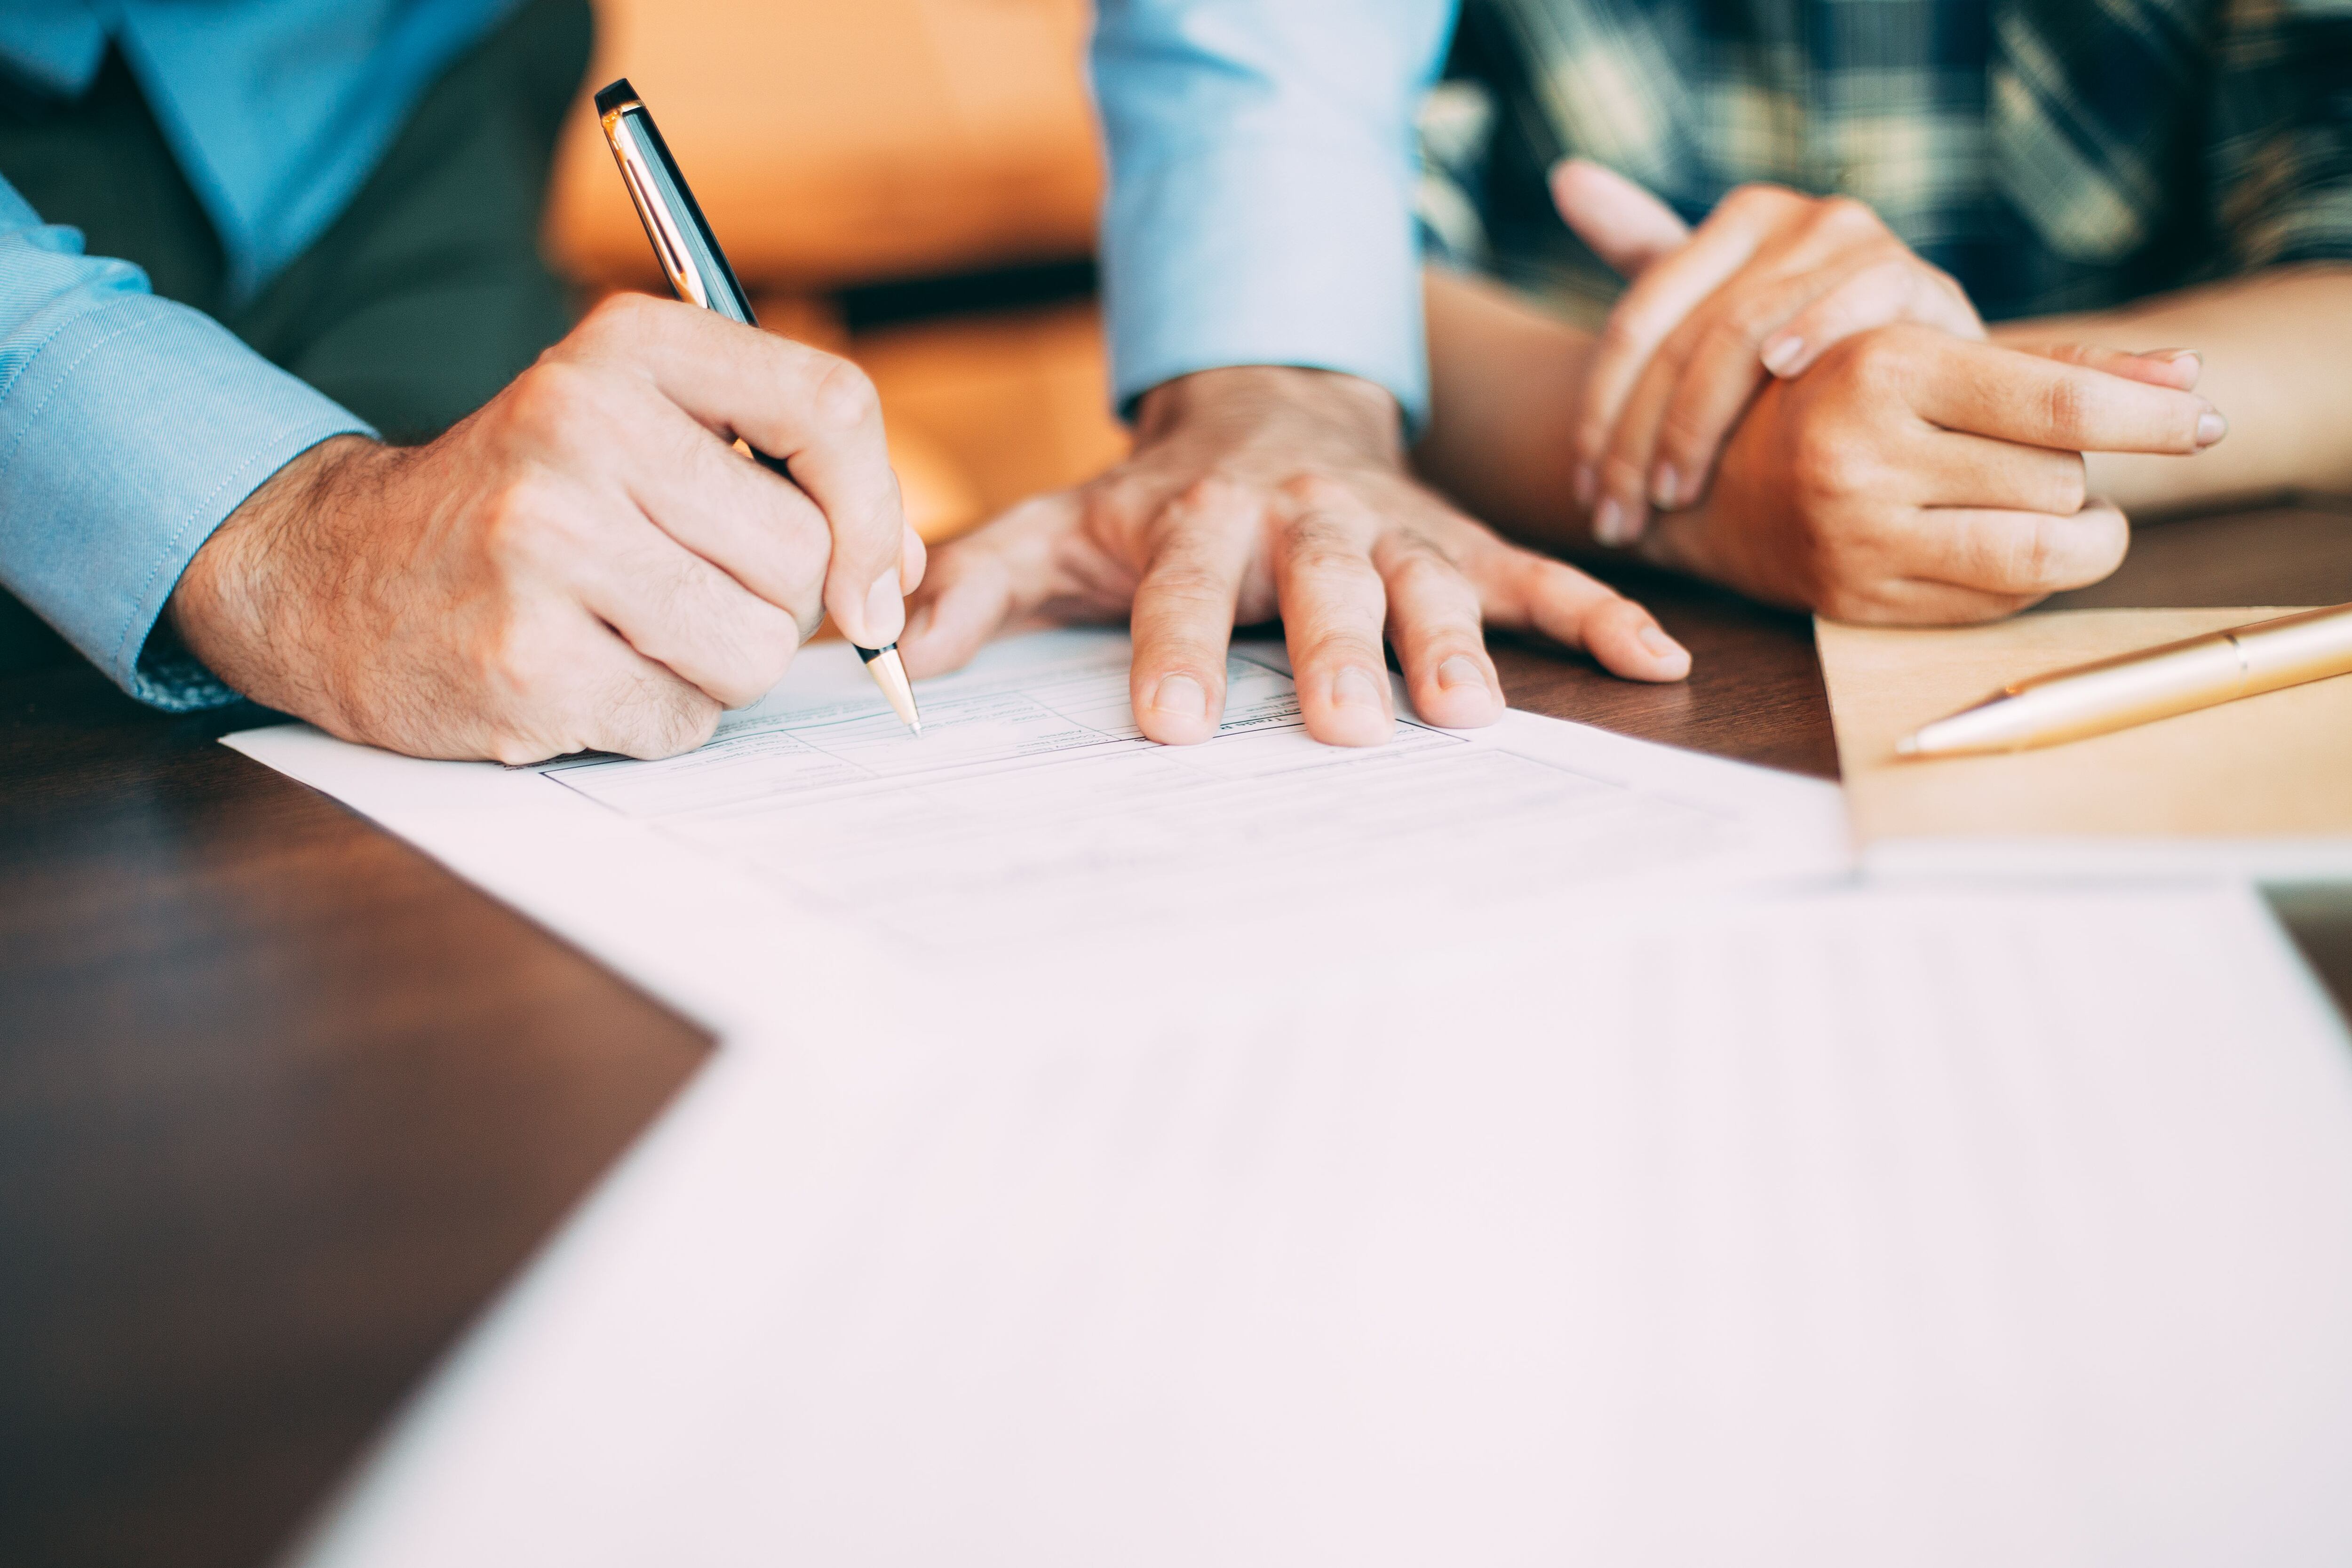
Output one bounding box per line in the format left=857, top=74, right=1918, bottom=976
left=167, top=294, right=923, bottom=763
left=898, top=364, right=1691, bottom=750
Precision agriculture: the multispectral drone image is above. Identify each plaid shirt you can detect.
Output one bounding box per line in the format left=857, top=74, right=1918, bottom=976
left=1419, top=0, right=2352, bottom=323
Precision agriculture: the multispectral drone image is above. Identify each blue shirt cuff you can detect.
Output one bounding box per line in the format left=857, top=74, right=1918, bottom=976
left=0, top=292, right=372, bottom=710
left=1092, top=0, right=1454, bottom=434
left=1103, top=135, right=1430, bottom=430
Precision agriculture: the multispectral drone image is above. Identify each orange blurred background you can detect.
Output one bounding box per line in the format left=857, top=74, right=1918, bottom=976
left=543, top=0, right=1130, bottom=541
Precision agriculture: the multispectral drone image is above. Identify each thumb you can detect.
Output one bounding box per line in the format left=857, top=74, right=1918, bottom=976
left=898, top=491, right=1081, bottom=677
left=1549, top=158, right=1691, bottom=278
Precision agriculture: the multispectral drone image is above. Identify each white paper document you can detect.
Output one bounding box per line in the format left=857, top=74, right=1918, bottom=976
left=294, top=882, right=2352, bottom=1568
left=226, top=630, right=1848, bottom=1034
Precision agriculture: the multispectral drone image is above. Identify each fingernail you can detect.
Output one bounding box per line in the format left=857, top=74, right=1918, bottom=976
left=1649, top=461, right=1681, bottom=509
left=1760, top=335, right=1804, bottom=375
left=1639, top=625, right=1687, bottom=663
left=1437, top=654, right=1485, bottom=690
left=1573, top=462, right=1596, bottom=508
left=1151, top=672, right=1208, bottom=719
left=1594, top=496, right=1627, bottom=546
left=1332, top=666, right=1385, bottom=711
left=860, top=570, right=905, bottom=646
left=2196, top=408, right=2227, bottom=447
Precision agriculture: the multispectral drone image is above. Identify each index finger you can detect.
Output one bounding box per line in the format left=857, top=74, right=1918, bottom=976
left=1570, top=191, right=1795, bottom=482
left=569, top=294, right=911, bottom=648
left=1128, top=479, right=1263, bottom=745
left=1906, top=333, right=2226, bottom=455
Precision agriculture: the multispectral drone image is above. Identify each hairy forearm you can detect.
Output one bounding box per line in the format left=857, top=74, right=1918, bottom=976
left=1411, top=267, right=1597, bottom=551
left=1992, top=264, right=2352, bottom=516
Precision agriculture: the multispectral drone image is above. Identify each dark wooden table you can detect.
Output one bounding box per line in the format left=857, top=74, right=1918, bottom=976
left=4, top=501, right=2349, bottom=1568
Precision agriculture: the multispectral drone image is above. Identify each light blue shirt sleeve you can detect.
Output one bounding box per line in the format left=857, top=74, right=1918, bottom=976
left=0, top=178, right=372, bottom=709
left=1092, top=0, right=1458, bottom=428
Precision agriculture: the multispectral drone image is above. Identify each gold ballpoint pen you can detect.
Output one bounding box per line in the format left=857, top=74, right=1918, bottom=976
left=593, top=78, right=920, bottom=733
left=1897, top=601, right=2352, bottom=757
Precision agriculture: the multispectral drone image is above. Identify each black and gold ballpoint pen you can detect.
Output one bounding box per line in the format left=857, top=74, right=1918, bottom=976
left=593, top=77, right=921, bottom=733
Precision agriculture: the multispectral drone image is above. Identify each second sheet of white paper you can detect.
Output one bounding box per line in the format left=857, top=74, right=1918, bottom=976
left=226, top=633, right=2352, bottom=1566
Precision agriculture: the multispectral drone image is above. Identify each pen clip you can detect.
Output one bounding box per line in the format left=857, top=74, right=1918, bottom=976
left=599, top=99, right=711, bottom=311
left=593, top=82, right=758, bottom=327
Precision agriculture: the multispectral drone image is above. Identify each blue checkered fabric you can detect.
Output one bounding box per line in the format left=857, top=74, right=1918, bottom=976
left=1420, top=0, right=2352, bottom=321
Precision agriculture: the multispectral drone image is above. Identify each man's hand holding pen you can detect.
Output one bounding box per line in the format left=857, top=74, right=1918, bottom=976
left=166, top=293, right=921, bottom=764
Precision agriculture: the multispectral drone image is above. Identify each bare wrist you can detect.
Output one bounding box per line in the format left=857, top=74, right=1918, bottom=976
left=1133, top=366, right=1403, bottom=460
left=167, top=433, right=384, bottom=720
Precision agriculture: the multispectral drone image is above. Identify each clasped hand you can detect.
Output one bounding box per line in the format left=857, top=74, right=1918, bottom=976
left=1553, top=161, right=2225, bottom=617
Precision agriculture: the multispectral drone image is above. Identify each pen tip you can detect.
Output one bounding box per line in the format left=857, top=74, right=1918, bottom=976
left=862, top=643, right=923, bottom=733
left=1894, top=735, right=1919, bottom=757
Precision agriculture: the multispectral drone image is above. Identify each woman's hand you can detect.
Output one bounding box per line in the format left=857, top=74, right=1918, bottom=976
left=1638, top=323, right=2221, bottom=621
left=1552, top=161, right=1985, bottom=545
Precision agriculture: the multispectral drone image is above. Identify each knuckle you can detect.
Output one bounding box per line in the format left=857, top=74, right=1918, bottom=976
left=630, top=683, right=720, bottom=759
left=2052, top=454, right=2089, bottom=514
left=1789, top=425, right=1870, bottom=499
left=1298, top=627, right=1383, bottom=670
left=1825, top=324, right=1914, bottom=396
left=486, top=732, right=548, bottom=767
left=1280, top=521, right=1364, bottom=577
left=668, top=557, right=734, bottom=626
left=659, top=705, right=721, bottom=758
left=2041, top=374, right=2089, bottom=443
left=1520, top=555, right=1594, bottom=607
left=730, top=646, right=796, bottom=708
left=1598, top=452, right=1650, bottom=499
left=1168, top=474, right=1251, bottom=517
left=1815, top=194, right=1882, bottom=235
left=501, top=360, right=612, bottom=452
left=1530, top=556, right=1592, bottom=595
left=1716, top=294, right=1783, bottom=351
left=709, top=606, right=800, bottom=706
left=1139, top=561, right=1234, bottom=612
left=1515, top=556, right=1618, bottom=625
left=1656, top=391, right=1727, bottom=462
left=504, top=362, right=573, bottom=431
left=1592, top=312, right=1651, bottom=366
left=1723, top=183, right=1795, bottom=219
left=775, top=508, right=830, bottom=583
left=1382, top=542, right=1464, bottom=603
left=1844, top=255, right=1911, bottom=305
left=580, top=288, right=659, bottom=346
left=1572, top=416, right=1614, bottom=468
left=1919, top=260, right=1966, bottom=301
left=476, top=617, right=550, bottom=708
left=1276, top=472, right=1357, bottom=516
left=1090, top=470, right=1160, bottom=529
left=810, top=355, right=880, bottom=430
left=477, top=480, right=561, bottom=572
left=2013, top=517, right=2061, bottom=585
